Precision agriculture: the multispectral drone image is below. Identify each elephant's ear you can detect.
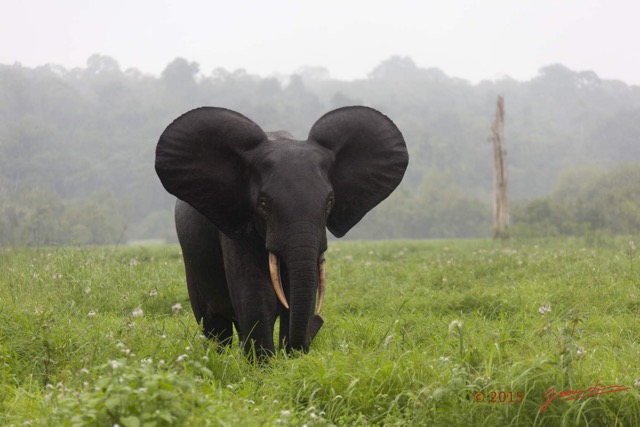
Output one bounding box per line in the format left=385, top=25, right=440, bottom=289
left=155, top=107, right=267, bottom=237
left=308, top=106, right=409, bottom=237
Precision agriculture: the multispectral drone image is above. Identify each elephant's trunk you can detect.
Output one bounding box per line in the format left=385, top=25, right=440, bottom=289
left=283, top=247, right=318, bottom=352
left=269, top=252, right=326, bottom=315
left=266, top=220, right=326, bottom=352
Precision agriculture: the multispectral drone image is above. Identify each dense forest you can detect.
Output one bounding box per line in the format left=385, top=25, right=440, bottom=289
left=1, top=55, right=640, bottom=245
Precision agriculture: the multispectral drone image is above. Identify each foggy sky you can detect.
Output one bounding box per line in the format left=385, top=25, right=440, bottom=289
left=2, top=0, right=639, bottom=85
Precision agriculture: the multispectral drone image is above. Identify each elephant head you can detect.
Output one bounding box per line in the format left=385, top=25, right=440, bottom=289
left=155, top=106, right=408, bottom=352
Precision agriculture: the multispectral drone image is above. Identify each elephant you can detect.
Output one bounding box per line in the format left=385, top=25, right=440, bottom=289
left=155, top=106, right=408, bottom=357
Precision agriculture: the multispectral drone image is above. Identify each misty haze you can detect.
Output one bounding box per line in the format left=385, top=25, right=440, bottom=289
left=1, top=55, right=640, bottom=245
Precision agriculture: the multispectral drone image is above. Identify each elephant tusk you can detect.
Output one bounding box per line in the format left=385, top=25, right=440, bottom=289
left=316, top=254, right=326, bottom=314
left=269, top=252, right=289, bottom=309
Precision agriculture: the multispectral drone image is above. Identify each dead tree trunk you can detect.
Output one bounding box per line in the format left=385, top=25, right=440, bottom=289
left=491, top=96, right=509, bottom=239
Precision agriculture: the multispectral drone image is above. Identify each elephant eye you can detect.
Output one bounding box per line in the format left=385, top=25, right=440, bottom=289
left=326, top=196, right=334, bottom=214
left=259, top=198, right=269, bottom=213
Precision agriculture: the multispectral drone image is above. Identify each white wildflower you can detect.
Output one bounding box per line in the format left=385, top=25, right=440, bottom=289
left=87, top=310, right=97, bottom=317
left=384, top=335, right=394, bottom=347
left=131, top=308, right=144, bottom=317
left=172, top=303, right=183, bottom=313
left=448, top=320, right=463, bottom=335
left=149, top=290, right=158, bottom=297
left=52, top=273, right=62, bottom=280
left=538, top=304, right=552, bottom=315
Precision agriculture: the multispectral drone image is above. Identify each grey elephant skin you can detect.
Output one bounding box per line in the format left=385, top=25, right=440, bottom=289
left=155, top=106, right=408, bottom=357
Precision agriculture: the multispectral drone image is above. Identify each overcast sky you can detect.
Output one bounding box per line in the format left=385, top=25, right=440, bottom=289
left=2, top=0, right=639, bottom=85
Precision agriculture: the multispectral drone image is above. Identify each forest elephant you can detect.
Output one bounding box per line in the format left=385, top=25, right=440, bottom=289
left=155, top=106, right=408, bottom=357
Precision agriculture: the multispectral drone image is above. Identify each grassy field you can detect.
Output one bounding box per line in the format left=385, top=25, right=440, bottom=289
left=1, top=237, right=639, bottom=426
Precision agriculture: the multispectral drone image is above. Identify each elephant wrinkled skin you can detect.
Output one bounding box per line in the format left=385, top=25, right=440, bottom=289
left=155, top=106, right=408, bottom=357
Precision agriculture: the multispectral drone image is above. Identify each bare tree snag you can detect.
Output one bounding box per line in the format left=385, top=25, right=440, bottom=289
left=491, top=96, right=509, bottom=239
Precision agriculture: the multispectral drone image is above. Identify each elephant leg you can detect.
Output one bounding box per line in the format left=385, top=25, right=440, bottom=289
left=176, top=200, right=235, bottom=347
left=278, top=309, right=290, bottom=350
left=220, top=234, right=279, bottom=358
left=238, top=311, right=277, bottom=359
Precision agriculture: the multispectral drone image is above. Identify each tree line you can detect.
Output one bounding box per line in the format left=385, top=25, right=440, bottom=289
left=1, top=55, right=640, bottom=245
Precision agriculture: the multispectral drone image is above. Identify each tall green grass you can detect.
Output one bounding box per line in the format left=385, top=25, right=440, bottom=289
left=1, top=238, right=639, bottom=425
